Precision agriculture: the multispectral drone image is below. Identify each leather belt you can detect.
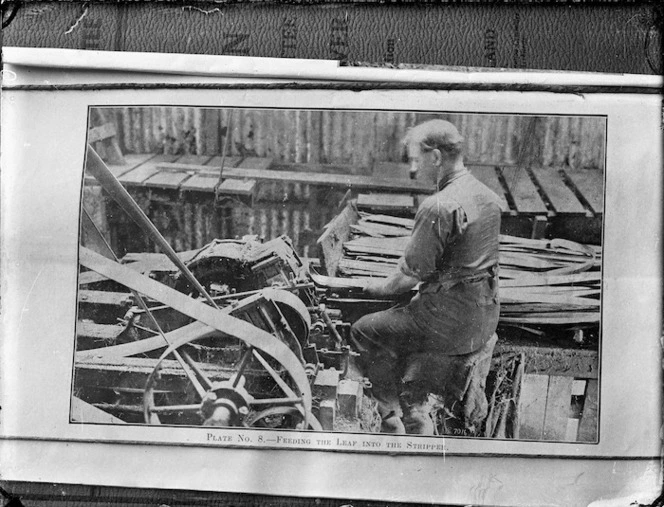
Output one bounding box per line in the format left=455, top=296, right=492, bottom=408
left=422, top=264, right=498, bottom=292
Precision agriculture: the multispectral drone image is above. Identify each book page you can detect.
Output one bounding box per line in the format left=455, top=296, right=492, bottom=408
left=1, top=48, right=661, bottom=506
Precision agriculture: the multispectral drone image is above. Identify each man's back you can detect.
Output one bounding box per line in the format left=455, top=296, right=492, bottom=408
left=434, top=171, right=502, bottom=273
left=403, top=170, right=502, bottom=287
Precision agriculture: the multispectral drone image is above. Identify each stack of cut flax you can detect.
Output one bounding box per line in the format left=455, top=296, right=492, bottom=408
left=340, top=212, right=601, bottom=328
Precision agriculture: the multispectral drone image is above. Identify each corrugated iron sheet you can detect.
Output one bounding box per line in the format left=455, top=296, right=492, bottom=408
left=100, top=107, right=606, bottom=171
left=101, top=186, right=343, bottom=258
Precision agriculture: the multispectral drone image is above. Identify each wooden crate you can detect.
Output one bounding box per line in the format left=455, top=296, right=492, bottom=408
left=519, top=375, right=598, bottom=442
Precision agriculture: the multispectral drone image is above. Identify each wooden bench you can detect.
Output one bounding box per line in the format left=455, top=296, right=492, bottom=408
left=97, top=156, right=602, bottom=218
left=363, top=163, right=603, bottom=243
left=86, top=154, right=603, bottom=254
left=90, top=155, right=434, bottom=195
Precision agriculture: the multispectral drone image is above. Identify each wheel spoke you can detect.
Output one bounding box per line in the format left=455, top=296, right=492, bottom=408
left=93, top=403, right=144, bottom=413
left=172, top=349, right=208, bottom=399
left=252, top=349, right=298, bottom=400
left=179, top=349, right=214, bottom=391
left=128, top=323, right=161, bottom=335
left=250, top=397, right=302, bottom=407
left=150, top=404, right=202, bottom=414
left=232, top=347, right=253, bottom=388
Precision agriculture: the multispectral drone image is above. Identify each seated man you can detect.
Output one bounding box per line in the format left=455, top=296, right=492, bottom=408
left=350, top=119, right=502, bottom=434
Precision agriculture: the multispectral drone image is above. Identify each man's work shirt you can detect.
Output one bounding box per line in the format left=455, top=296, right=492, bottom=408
left=399, top=167, right=502, bottom=355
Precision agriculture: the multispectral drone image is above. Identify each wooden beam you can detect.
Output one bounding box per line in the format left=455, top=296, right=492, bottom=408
left=88, top=123, right=117, bottom=144
left=119, top=154, right=181, bottom=186
left=531, top=215, right=548, bottom=239
left=157, top=162, right=435, bottom=194
left=238, top=157, right=273, bottom=170
left=373, top=161, right=410, bottom=180
left=76, top=355, right=235, bottom=377
left=498, top=313, right=599, bottom=325
left=77, top=321, right=126, bottom=342
left=467, top=165, right=510, bottom=212
left=562, top=167, right=605, bottom=216
left=217, top=179, right=257, bottom=196
left=272, top=162, right=355, bottom=174
left=500, top=166, right=549, bottom=215
left=144, top=155, right=212, bottom=189
left=78, top=290, right=133, bottom=307
left=356, top=193, right=415, bottom=212
left=206, top=155, right=244, bottom=168
left=79, top=271, right=109, bottom=286
left=74, top=356, right=235, bottom=395
left=77, top=290, right=133, bottom=321
left=177, top=154, right=215, bottom=165
left=74, top=356, right=270, bottom=396
left=530, top=167, right=589, bottom=216
left=91, top=109, right=125, bottom=165
left=494, top=343, right=598, bottom=379
left=70, top=396, right=127, bottom=424
left=577, top=378, right=599, bottom=442
left=517, top=373, right=548, bottom=440
left=179, top=156, right=243, bottom=192
left=542, top=375, right=573, bottom=441
left=105, top=154, right=158, bottom=179
left=179, top=173, right=219, bottom=193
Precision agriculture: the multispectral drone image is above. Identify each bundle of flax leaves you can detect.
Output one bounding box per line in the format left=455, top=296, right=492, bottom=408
left=340, top=212, right=601, bottom=330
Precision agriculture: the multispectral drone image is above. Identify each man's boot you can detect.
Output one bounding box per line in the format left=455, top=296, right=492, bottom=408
left=399, top=381, right=435, bottom=435
left=403, top=404, right=435, bottom=435
left=401, top=400, right=435, bottom=435
left=380, top=412, right=406, bottom=434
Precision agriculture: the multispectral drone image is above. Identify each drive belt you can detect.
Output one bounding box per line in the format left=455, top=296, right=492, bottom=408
left=78, top=246, right=312, bottom=420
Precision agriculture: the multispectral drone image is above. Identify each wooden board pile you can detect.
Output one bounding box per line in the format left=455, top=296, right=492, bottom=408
left=338, top=212, right=601, bottom=329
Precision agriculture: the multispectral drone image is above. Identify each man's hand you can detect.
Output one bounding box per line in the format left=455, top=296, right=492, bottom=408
left=364, top=270, right=419, bottom=298
left=364, top=278, right=389, bottom=297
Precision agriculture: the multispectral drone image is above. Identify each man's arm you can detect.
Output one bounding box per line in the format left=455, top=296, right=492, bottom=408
left=363, top=196, right=461, bottom=298
left=364, top=269, right=419, bottom=298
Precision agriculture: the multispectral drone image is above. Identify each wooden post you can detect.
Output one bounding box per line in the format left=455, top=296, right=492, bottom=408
left=577, top=379, right=599, bottom=442
left=531, top=215, right=548, bottom=239
left=517, top=373, right=548, bottom=440
left=91, top=109, right=126, bottom=165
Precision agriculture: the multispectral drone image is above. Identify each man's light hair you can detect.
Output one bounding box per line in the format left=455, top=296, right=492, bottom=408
left=403, top=119, right=464, bottom=158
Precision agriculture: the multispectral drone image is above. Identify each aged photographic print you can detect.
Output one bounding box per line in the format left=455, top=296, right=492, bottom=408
left=73, top=107, right=604, bottom=445
left=2, top=47, right=661, bottom=503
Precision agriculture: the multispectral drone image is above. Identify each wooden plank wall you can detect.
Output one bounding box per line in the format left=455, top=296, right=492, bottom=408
left=99, top=107, right=606, bottom=172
